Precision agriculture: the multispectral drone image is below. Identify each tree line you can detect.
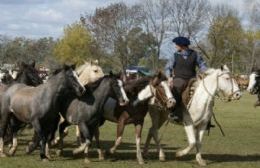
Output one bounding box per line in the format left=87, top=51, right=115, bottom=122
left=0, top=0, right=259, bottom=73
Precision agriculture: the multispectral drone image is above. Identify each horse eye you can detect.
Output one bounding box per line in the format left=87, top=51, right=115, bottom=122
left=94, top=70, right=98, bottom=73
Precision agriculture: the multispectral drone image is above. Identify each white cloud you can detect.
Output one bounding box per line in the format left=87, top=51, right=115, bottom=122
left=0, top=0, right=252, bottom=39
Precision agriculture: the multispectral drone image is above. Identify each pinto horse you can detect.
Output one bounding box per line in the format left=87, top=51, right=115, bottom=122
left=247, top=69, right=260, bottom=106
left=0, top=65, right=85, bottom=160
left=144, top=65, right=241, bottom=166
left=93, top=72, right=175, bottom=164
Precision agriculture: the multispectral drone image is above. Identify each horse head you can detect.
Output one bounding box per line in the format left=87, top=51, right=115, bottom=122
left=16, top=61, right=43, bottom=86
left=247, top=69, right=260, bottom=94
left=133, top=71, right=175, bottom=108
left=209, top=65, right=241, bottom=100
left=62, top=64, right=85, bottom=96
left=76, top=61, right=104, bottom=85
left=104, top=71, right=129, bottom=106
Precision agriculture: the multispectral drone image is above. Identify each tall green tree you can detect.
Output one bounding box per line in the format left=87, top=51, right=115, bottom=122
left=53, top=22, right=94, bottom=64
left=206, top=6, right=244, bottom=72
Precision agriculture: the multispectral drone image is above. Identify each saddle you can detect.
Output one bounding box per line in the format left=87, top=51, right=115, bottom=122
left=181, top=78, right=198, bottom=107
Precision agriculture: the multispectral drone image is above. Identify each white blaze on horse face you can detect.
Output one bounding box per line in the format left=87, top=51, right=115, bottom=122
left=72, top=70, right=85, bottom=92
left=117, top=79, right=129, bottom=103
left=161, top=81, right=176, bottom=107
left=247, top=73, right=257, bottom=93
left=161, top=81, right=174, bottom=100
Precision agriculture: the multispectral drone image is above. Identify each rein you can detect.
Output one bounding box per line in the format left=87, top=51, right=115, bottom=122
left=202, top=72, right=239, bottom=102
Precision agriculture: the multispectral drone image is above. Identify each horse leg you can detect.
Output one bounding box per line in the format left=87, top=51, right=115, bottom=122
left=75, top=125, right=81, bottom=145
left=145, top=109, right=167, bottom=161
left=94, top=128, right=104, bottom=161
left=135, top=123, right=144, bottom=165
left=73, top=122, right=91, bottom=164
left=32, top=120, right=48, bottom=161
left=8, top=116, right=20, bottom=156
left=176, top=125, right=196, bottom=157
left=56, top=121, right=69, bottom=156
left=0, top=110, right=11, bottom=157
left=109, top=112, right=129, bottom=154
left=195, top=124, right=207, bottom=166
left=26, top=131, right=39, bottom=154
left=143, top=127, right=153, bottom=157
left=153, top=113, right=169, bottom=162
left=72, top=123, right=89, bottom=154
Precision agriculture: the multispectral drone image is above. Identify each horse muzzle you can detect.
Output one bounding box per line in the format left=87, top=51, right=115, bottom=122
left=119, top=98, right=129, bottom=106
left=166, top=98, right=176, bottom=108
left=232, top=91, right=242, bottom=100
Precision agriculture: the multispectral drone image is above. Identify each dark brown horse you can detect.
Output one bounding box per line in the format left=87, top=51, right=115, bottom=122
left=96, top=72, right=175, bottom=164
left=0, top=65, right=85, bottom=160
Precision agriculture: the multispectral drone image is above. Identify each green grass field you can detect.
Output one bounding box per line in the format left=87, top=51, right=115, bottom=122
left=1, top=93, right=260, bottom=168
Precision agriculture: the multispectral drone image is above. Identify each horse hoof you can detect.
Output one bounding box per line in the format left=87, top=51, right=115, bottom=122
left=108, top=149, right=115, bottom=155
left=196, top=157, right=207, bottom=166
left=0, top=153, right=7, bottom=158
left=176, top=151, right=184, bottom=158
left=73, top=149, right=82, bottom=155
left=56, top=150, right=63, bottom=156
left=138, top=160, right=145, bottom=165
left=159, top=157, right=166, bottom=162
left=8, top=149, right=16, bottom=156
left=99, top=155, right=105, bottom=161
left=198, top=160, right=207, bottom=166
left=42, top=158, right=49, bottom=162
left=25, top=146, right=34, bottom=154
left=84, top=158, right=91, bottom=164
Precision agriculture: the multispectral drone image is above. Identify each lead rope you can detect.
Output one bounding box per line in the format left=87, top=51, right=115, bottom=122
left=202, top=75, right=229, bottom=137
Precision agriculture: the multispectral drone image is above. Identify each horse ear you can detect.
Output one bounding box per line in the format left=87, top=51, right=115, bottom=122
left=63, top=64, right=70, bottom=71
left=109, top=70, right=114, bottom=76
left=94, top=60, right=99, bottom=64
left=221, top=65, right=230, bottom=71
left=220, top=65, right=224, bottom=71
left=20, top=61, right=27, bottom=69
left=71, top=64, right=76, bottom=70
left=30, top=60, right=36, bottom=67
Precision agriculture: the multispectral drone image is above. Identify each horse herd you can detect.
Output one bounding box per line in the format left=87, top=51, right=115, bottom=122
left=0, top=61, right=259, bottom=166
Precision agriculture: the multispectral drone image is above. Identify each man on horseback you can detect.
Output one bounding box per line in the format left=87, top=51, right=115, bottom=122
left=165, top=36, right=207, bottom=122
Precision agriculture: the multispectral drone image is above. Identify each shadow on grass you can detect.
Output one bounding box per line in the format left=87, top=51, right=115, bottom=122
left=175, top=153, right=260, bottom=164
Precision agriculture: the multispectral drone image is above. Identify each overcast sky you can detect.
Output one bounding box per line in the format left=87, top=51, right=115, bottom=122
left=0, top=0, right=256, bottom=39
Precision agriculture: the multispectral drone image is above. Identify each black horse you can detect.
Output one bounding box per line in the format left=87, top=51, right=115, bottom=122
left=0, top=64, right=85, bottom=160
left=54, top=73, right=129, bottom=164
left=248, top=69, right=260, bottom=106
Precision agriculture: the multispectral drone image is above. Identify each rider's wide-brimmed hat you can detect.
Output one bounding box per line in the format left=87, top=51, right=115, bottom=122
left=172, top=36, right=191, bottom=46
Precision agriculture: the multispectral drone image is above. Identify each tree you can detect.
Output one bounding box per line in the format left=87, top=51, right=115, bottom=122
left=84, top=3, right=147, bottom=70
left=141, top=0, right=171, bottom=69
left=204, top=5, right=244, bottom=72
left=53, top=22, right=94, bottom=64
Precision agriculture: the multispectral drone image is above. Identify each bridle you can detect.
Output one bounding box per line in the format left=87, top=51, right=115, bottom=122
left=149, top=83, right=173, bottom=111
left=202, top=72, right=240, bottom=102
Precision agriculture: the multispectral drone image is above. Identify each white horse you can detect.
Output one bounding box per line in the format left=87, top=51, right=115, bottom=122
left=144, top=65, right=241, bottom=166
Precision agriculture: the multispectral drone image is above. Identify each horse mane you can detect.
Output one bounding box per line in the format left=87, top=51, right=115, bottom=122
left=124, top=77, right=151, bottom=94
left=85, top=75, right=111, bottom=91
